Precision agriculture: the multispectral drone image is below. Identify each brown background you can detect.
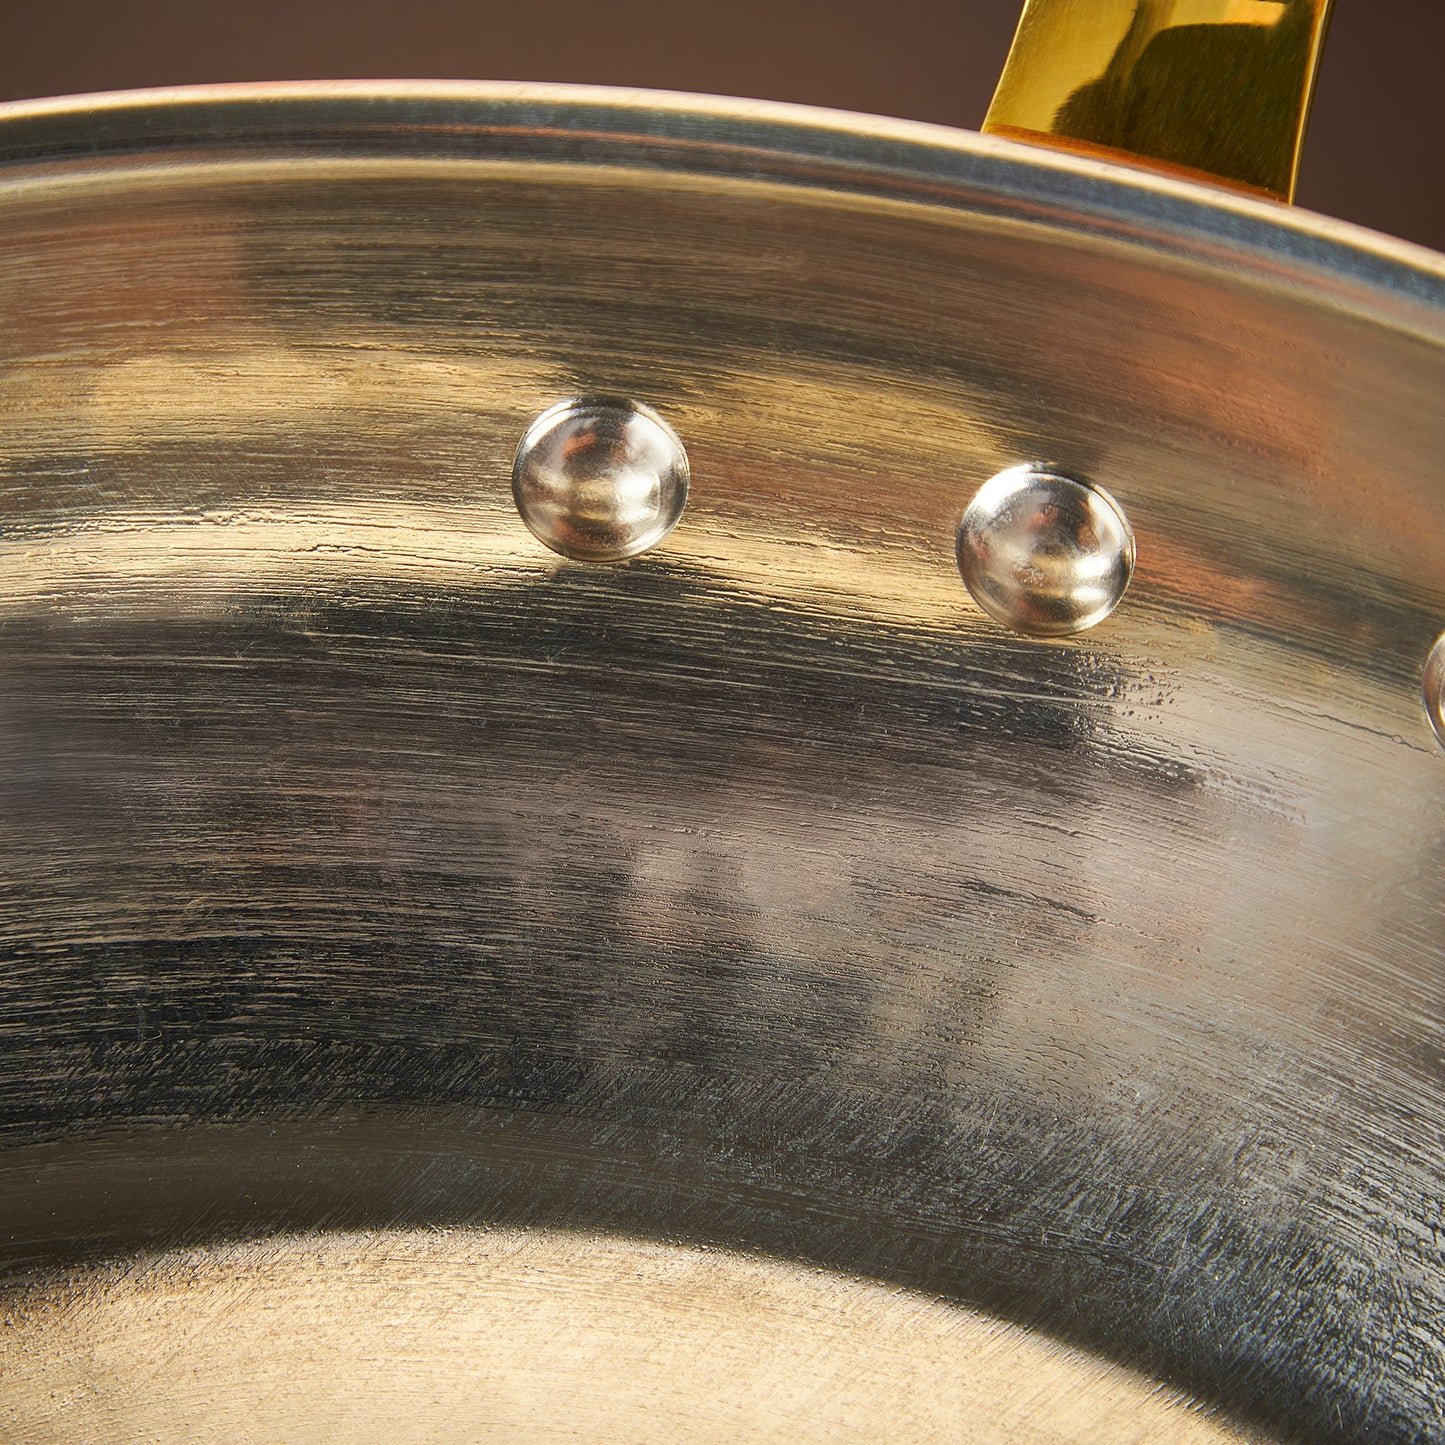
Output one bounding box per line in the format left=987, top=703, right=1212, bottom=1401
left=4, top=0, right=1442, bottom=252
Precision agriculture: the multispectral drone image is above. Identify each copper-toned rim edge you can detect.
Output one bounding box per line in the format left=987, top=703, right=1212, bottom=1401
left=0, top=81, right=1440, bottom=333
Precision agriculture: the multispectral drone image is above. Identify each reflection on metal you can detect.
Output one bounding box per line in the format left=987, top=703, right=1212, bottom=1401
left=984, top=0, right=1335, bottom=198
left=512, top=397, right=690, bottom=562
left=0, top=84, right=1443, bottom=1445
left=956, top=465, right=1135, bottom=636
left=1425, top=634, right=1445, bottom=748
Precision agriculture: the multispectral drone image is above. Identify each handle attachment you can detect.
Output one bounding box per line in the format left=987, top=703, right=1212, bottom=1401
left=983, top=0, right=1334, bottom=200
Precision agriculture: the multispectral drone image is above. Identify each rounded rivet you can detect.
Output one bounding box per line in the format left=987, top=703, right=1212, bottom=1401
left=1424, top=634, right=1445, bottom=748
left=512, top=397, right=689, bottom=562
left=956, top=464, right=1135, bottom=637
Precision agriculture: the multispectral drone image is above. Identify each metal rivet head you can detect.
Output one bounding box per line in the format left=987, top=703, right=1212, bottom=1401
left=956, top=464, right=1135, bottom=637
left=512, top=398, right=689, bottom=562
left=1424, top=634, right=1445, bottom=749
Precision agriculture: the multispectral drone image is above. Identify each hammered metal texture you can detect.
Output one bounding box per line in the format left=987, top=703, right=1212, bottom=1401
left=0, top=85, right=1442, bottom=1445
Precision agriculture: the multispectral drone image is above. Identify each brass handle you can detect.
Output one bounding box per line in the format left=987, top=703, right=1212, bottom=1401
left=983, top=0, right=1334, bottom=200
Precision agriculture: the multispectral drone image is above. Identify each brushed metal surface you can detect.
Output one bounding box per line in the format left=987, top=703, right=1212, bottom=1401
left=0, top=83, right=1442, bottom=1444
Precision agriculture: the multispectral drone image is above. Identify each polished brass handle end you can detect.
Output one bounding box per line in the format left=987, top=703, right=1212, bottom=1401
left=983, top=0, right=1334, bottom=201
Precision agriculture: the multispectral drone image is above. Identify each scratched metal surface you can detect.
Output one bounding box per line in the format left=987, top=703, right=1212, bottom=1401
left=0, top=84, right=1442, bottom=1444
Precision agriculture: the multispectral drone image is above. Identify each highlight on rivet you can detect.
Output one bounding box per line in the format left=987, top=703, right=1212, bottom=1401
left=1423, top=633, right=1445, bottom=749
left=956, top=464, right=1135, bottom=638
left=511, top=397, right=689, bottom=563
